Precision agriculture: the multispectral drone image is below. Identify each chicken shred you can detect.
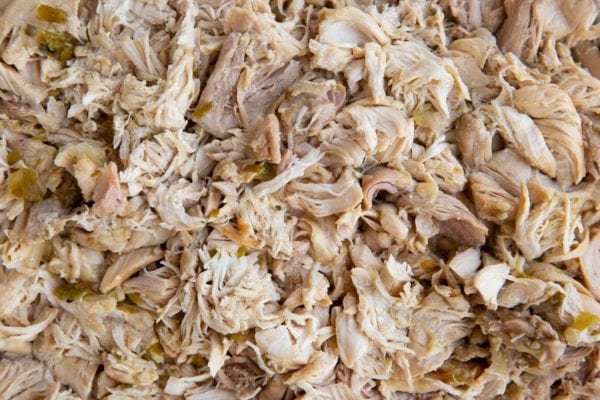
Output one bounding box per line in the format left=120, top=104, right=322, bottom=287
left=0, top=0, right=599, bottom=398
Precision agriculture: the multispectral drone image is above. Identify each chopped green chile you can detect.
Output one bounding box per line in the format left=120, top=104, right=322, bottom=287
left=36, top=4, right=68, bottom=24
left=38, top=30, right=78, bottom=62
left=243, top=162, right=277, bottom=183
left=228, top=332, right=248, bottom=344
left=8, top=168, right=45, bottom=202
left=147, top=342, right=164, bottom=355
left=54, top=282, right=93, bottom=302
left=7, top=150, right=22, bottom=165
left=192, top=102, right=212, bottom=119
left=117, top=303, right=140, bottom=314
left=126, top=292, right=144, bottom=306
left=142, top=342, right=165, bottom=363
left=190, top=355, right=208, bottom=368
left=236, top=245, right=248, bottom=257
left=48, top=88, right=62, bottom=99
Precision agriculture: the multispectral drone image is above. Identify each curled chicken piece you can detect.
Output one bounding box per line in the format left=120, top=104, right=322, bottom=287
left=0, top=63, right=47, bottom=104
left=216, top=356, right=266, bottom=400
left=513, top=181, right=584, bottom=260
left=246, top=114, right=281, bottom=164
left=480, top=149, right=532, bottom=197
left=147, top=0, right=198, bottom=131
left=52, top=357, right=99, bottom=399
left=288, top=168, right=363, bottom=217
left=102, top=352, right=158, bottom=386
left=284, top=350, right=338, bottom=387
left=55, top=142, right=107, bottom=201
left=278, top=76, right=346, bottom=139
left=385, top=41, right=468, bottom=118
left=573, top=40, right=600, bottom=79
left=100, top=247, right=164, bottom=293
left=193, top=28, right=302, bottom=137
left=196, top=250, right=281, bottom=334
left=361, top=167, right=413, bottom=209
left=123, top=267, right=179, bottom=307
left=402, top=192, right=488, bottom=247
left=407, top=292, right=473, bottom=376
left=497, top=277, right=551, bottom=308
left=54, top=142, right=106, bottom=174
left=93, top=162, right=127, bottom=217
left=350, top=266, right=414, bottom=352
left=255, top=323, right=315, bottom=371
left=0, top=306, right=58, bottom=354
left=148, top=182, right=206, bottom=231
left=455, top=113, right=492, bottom=168
left=497, top=0, right=597, bottom=64
left=580, top=230, right=600, bottom=300
left=334, top=102, right=413, bottom=162
left=441, top=0, right=506, bottom=32
left=448, top=247, right=481, bottom=280
left=238, top=61, right=303, bottom=130
left=420, top=142, right=467, bottom=194
left=473, top=262, right=510, bottom=310
left=336, top=308, right=369, bottom=368
left=0, top=357, right=57, bottom=400
left=480, top=309, right=566, bottom=368
left=190, top=34, right=241, bottom=137
left=253, top=148, right=322, bottom=197
left=317, top=7, right=390, bottom=46
left=469, top=172, right=517, bottom=223
left=513, top=84, right=585, bottom=188
left=496, top=105, right=556, bottom=177
left=469, top=149, right=532, bottom=223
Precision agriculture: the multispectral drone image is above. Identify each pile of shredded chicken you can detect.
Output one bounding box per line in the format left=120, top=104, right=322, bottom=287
left=1, top=0, right=600, bottom=398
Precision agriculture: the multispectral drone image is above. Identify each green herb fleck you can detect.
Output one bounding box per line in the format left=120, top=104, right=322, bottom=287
left=192, top=102, right=212, bottom=120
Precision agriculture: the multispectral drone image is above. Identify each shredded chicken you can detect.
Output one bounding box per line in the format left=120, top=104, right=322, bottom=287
left=0, top=0, right=599, bottom=398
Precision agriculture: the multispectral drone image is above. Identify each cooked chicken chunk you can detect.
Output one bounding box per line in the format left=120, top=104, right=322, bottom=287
left=100, top=247, right=165, bottom=293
